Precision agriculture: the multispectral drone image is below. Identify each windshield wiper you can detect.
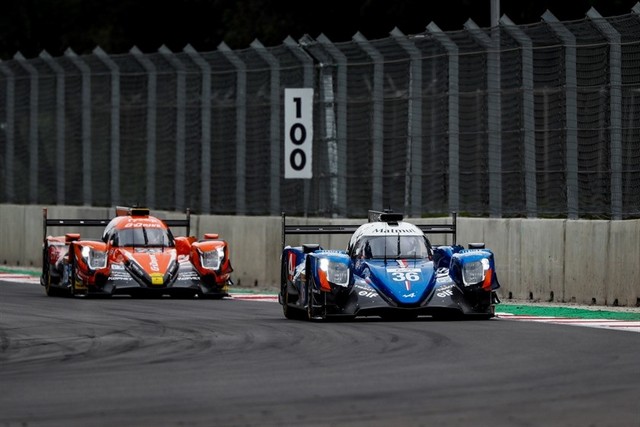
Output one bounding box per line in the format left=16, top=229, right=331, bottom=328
left=142, top=227, right=149, bottom=246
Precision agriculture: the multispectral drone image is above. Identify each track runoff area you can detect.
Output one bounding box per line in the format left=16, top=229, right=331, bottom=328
left=2, top=268, right=639, bottom=333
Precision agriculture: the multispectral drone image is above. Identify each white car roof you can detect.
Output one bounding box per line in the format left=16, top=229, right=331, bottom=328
left=349, top=221, right=424, bottom=248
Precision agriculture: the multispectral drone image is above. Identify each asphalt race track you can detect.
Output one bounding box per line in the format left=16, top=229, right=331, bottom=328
left=1, top=281, right=639, bottom=427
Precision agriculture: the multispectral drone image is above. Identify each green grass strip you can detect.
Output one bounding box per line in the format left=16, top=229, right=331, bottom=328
left=0, top=266, right=40, bottom=276
left=498, top=303, right=640, bottom=320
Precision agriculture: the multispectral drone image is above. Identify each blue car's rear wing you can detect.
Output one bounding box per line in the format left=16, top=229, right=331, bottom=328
left=281, top=211, right=457, bottom=248
left=42, top=207, right=191, bottom=241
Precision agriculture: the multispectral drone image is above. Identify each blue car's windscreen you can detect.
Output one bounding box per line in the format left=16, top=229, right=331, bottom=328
left=356, top=235, right=431, bottom=259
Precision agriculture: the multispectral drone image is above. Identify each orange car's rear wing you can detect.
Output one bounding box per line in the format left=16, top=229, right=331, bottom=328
left=43, top=208, right=191, bottom=241
left=281, top=211, right=457, bottom=249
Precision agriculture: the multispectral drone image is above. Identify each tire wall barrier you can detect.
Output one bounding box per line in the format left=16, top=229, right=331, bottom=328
left=1, top=204, right=638, bottom=307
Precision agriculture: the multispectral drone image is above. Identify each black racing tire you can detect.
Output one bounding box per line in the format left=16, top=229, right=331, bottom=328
left=41, top=246, right=48, bottom=288
left=169, top=290, right=200, bottom=299
left=281, top=256, right=305, bottom=320
left=198, top=292, right=224, bottom=300
left=431, top=311, right=464, bottom=321
left=380, top=312, right=419, bottom=322
left=44, top=265, right=64, bottom=297
left=304, top=261, right=317, bottom=321
left=306, top=289, right=314, bottom=321
left=282, top=287, right=294, bottom=319
left=466, top=313, right=494, bottom=320
left=282, top=284, right=304, bottom=320
left=69, top=266, right=76, bottom=297
left=68, top=251, right=79, bottom=297
left=305, top=281, right=323, bottom=321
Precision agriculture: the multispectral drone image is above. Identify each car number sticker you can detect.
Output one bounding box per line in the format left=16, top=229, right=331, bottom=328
left=387, top=268, right=421, bottom=282
left=287, top=252, right=296, bottom=281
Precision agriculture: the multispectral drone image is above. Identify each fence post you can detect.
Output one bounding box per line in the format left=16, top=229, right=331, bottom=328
left=14, top=53, right=39, bottom=204
left=93, top=46, right=121, bottom=207
left=65, top=49, right=93, bottom=206
left=0, top=60, right=15, bottom=203
left=218, top=42, right=247, bottom=215
left=159, top=45, right=187, bottom=212
left=501, top=15, right=537, bottom=218
left=284, top=36, right=315, bottom=215
left=465, top=19, right=502, bottom=218
left=251, top=39, right=281, bottom=216
left=353, top=32, right=384, bottom=212
left=588, top=8, right=623, bottom=220
left=39, top=51, right=66, bottom=205
left=183, top=44, right=212, bottom=214
left=316, top=34, right=348, bottom=217
left=391, top=28, right=423, bottom=218
left=543, top=11, right=578, bottom=219
left=427, top=22, right=459, bottom=215
left=131, top=46, right=157, bottom=209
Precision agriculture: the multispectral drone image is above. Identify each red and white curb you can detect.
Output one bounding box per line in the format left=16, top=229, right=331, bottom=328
left=230, top=294, right=278, bottom=302
left=0, top=273, right=39, bottom=284
left=496, top=313, right=640, bottom=333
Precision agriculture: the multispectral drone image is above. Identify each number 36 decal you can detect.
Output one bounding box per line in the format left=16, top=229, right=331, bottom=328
left=391, top=272, right=421, bottom=282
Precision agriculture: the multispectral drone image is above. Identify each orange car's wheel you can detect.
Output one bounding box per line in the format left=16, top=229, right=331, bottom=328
left=69, top=268, right=76, bottom=297
left=68, top=256, right=79, bottom=297
left=44, top=265, right=63, bottom=297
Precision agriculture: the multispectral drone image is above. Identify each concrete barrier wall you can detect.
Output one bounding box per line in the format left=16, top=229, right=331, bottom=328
left=1, top=204, right=638, bottom=307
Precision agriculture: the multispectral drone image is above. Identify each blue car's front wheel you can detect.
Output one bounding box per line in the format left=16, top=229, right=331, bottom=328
left=306, top=282, right=324, bottom=321
left=380, top=311, right=418, bottom=322
left=282, top=284, right=305, bottom=320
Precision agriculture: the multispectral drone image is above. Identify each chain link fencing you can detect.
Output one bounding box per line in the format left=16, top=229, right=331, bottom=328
left=2, top=7, right=640, bottom=219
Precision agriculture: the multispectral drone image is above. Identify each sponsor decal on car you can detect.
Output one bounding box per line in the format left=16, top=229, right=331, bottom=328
left=436, top=284, right=455, bottom=298
left=177, top=272, right=199, bottom=281
left=354, top=281, right=379, bottom=299
left=287, top=252, right=296, bottom=281
left=149, top=254, right=159, bottom=272
left=123, top=222, right=162, bottom=228
left=371, top=227, right=416, bottom=234
left=358, top=290, right=379, bottom=299
left=109, top=271, right=132, bottom=280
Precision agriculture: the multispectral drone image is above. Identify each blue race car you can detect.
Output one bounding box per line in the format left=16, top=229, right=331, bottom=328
left=279, top=211, right=500, bottom=321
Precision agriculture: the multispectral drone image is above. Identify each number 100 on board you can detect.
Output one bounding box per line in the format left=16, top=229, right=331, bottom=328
left=284, top=88, right=313, bottom=179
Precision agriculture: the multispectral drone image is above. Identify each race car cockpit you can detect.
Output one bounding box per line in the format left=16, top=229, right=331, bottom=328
left=356, top=235, right=431, bottom=259
left=110, top=227, right=175, bottom=248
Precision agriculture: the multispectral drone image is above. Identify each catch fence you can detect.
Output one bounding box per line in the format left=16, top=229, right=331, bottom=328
left=2, top=6, right=640, bottom=219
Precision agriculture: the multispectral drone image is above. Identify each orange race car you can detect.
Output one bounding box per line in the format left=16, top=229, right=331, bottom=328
left=40, top=207, right=233, bottom=298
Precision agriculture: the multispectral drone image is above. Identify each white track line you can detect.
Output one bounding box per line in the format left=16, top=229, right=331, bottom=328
left=497, top=313, right=640, bottom=333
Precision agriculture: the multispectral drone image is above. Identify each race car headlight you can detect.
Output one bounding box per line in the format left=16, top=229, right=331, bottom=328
left=81, top=246, right=108, bottom=269
left=200, top=247, right=224, bottom=270
left=462, top=258, right=489, bottom=286
left=319, top=259, right=350, bottom=287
